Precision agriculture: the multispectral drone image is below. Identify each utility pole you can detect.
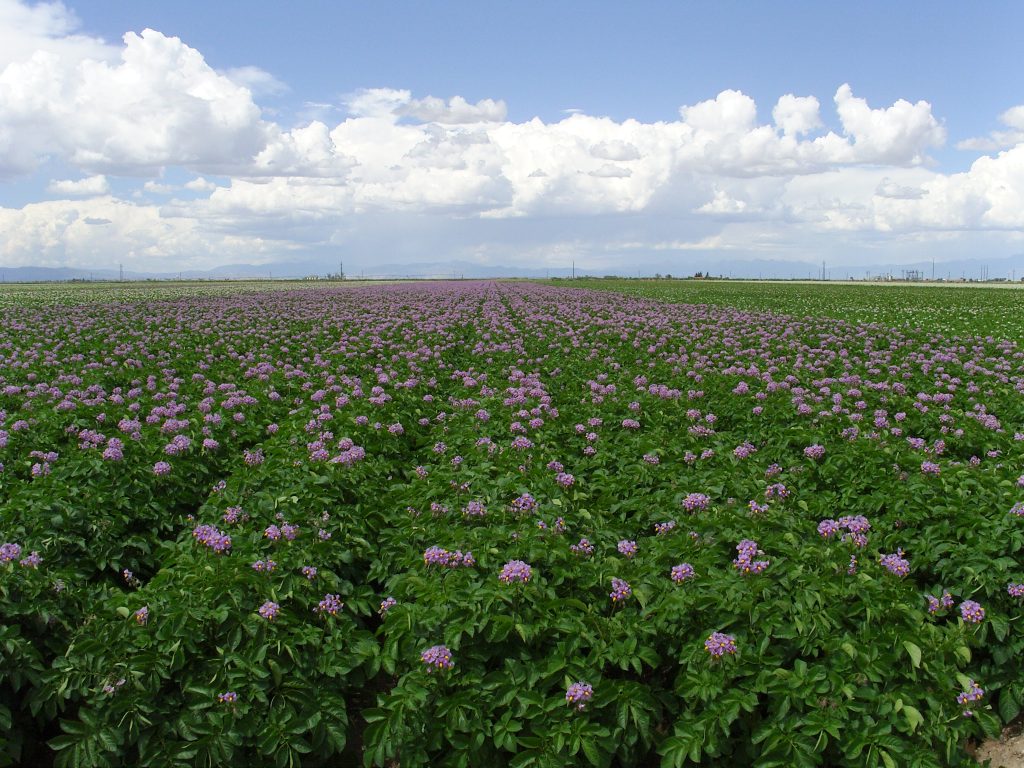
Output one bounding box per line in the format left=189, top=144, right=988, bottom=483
left=821, top=260, right=826, bottom=281
left=119, top=263, right=124, bottom=282
left=572, top=261, right=575, bottom=279
left=931, top=258, right=935, bottom=281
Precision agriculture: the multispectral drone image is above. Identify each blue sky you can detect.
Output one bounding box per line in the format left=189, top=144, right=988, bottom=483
left=1, top=0, right=1022, bottom=275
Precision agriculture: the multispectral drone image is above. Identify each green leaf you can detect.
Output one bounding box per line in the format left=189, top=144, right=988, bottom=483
left=902, top=706, right=923, bottom=733
left=903, top=641, right=921, bottom=669
left=999, top=688, right=1021, bottom=724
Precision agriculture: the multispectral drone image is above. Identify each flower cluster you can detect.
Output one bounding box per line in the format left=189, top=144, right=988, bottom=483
left=498, top=560, right=533, bottom=584
left=555, top=472, right=575, bottom=488
left=926, top=591, right=954, bottom=613
left=314, top=594, right=344, bottom=616
left=251, top=559, right=277, bottom=573
left=654, top=520, right=676, bottom=535
left=880, top=549, right=910, bottom=577
left=133, top=606, right=149, bottom=625
left=570, top=537, right=594, bottom=556
left=817, top=515, right=871, bottom=547
left=511, top=493, right=537, bottom=513
left=102, top=678, right=127, bottom=695
left=704, top=632, right=737, bottom=658
left=258, top=601, right=280, bottom=621
left=462, top=500, right=486, bottom=517
left=218, top=691, right=238, bottom=704
left=803, top=444, right=825, bottom=460
left=682, top=493, right=710, bottom=512
left=1008, top=583, right=1024, bottom=598
left=617, top=539, right=638, bottom=558
left=609, top=578, right=632, bottom=603
left=733, top=539, right=769, bottom=574
left=565, top=682, right=594, bottom=711
left=671, top=563, right=695, bottom=583
left=192, top=524, right=232, bottom=553
left=956, top=679, right=984, bottom=716
left=423, top=546, right=476, bottom=568
left=959, top=600, right=985, bottom=623
left=421, top=644, right=454, bottom=672
left=379, top=596, right=397, bottom=616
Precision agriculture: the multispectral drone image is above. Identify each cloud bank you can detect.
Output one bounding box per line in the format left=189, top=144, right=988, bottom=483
left=0, top=0, right=1021, bottom=271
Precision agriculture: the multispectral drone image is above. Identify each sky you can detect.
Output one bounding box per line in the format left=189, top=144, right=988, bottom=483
left=0, top=0, right=1023, bottom=276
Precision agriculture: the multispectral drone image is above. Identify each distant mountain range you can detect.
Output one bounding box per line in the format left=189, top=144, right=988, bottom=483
left=2, top=254, right=1023, bottom=283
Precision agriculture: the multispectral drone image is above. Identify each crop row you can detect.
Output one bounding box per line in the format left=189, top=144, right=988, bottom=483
left=2, top=282, right=1024, bottom=767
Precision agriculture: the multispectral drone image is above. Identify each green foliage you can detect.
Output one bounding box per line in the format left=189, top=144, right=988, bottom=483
left=2, top=279, right=1023, bottom=766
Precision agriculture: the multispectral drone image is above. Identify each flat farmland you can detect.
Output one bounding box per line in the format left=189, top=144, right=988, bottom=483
left=2, top=280, right=1023, bottom=768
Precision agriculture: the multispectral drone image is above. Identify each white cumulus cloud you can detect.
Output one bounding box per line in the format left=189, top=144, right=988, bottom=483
left=0, top=0, right=1018, bottom=273
left=47, top=174, right=109, bottom=195
left=957, top=105, right=1024, bottom=151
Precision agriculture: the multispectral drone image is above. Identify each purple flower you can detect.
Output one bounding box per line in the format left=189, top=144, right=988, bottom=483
left=880, top=549, right=910, bottom=577
left=251, top=559, right=277, bottom=573
left=218, top=691, right=238, bottom=704
left=421, top=644, right=454, bottom=672
left=733, top=441, right=757, bottom=459
left=733, top=539, right=769, bottom=574
left=499, top=560, right=533, bottom=584
left=463, top=500, right=486, bottom=517
left=133, top=606, right=149, bottom=625
left=511, top=493, right=537, bottom=513
left=555, top=472, right=575, bottom=488
left=258, top=601, right=280, bottom=621
left=1010, top=502, right=1024, bottom=517
left=671, top=563, right=695, bottom=583
left=704, top=632, right=737, bottom=658
left=264, top=525, right=282, bottom=541
left=920, top=461, right=941, bottom=476
left=423, top=546, right=474, bottom=568
left=302, top=566, right=317, bottom=580
left=1, top=542, right=23, bottom=564
left=609, top=578, right=631, bottom=603
left=1008, top=583, right=1024, bottom=598
left=959, top=600, right=985, bottom=623
left=957, top=679, right=984, bottom=709
left=654, top=520, right=676, bottom=535
left=570, top=537, right=594, bottom=556
left=804, top=444, right=825, bottom=460
left=565, top=682, right=594, bottom=711
left=222, top=506, right=242, bottom=524
left=617, top=539, right=638, bottom=559
left=926, top=591, right=954, bottom=613
left=817, top=519, right=840, bottom=538
left=314, top=593, right=344, bottom=616
left=193, top=524, right=232, bottom=553
left=682, top=493, right=710, bottom=512
left=152, top=461, right=171, bottom=476
left=379, top=596, right=397, bottom=616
